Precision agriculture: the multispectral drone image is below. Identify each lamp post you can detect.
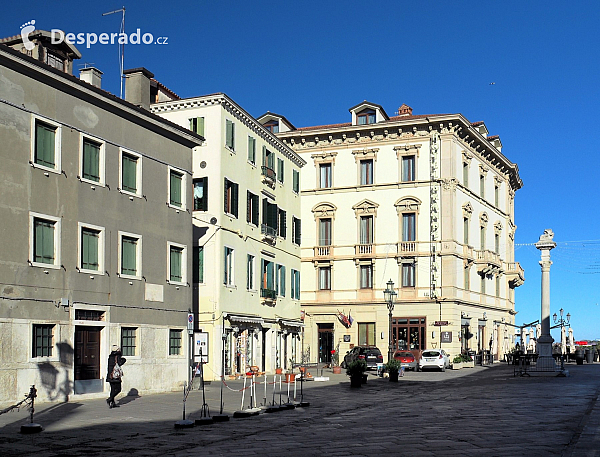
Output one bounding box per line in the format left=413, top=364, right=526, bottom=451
left=383, top=279, right=397, bottom=363
left=553, top=308, right=570, bottom=374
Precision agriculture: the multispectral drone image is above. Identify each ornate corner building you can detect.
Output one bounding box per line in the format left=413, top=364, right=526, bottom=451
left=258, top=102, right=524, bottom=363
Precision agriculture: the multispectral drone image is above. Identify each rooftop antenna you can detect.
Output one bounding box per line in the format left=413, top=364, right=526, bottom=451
left=102, top=6, right=126, bottom=98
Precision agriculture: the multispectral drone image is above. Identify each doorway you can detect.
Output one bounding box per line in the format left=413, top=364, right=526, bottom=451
left=318, top=323, right=334, bottom=364
left=74, top=326, right=103, bottom=393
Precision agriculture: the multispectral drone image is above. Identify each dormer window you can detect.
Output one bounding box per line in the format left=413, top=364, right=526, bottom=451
left=264, top=121, right=279, bottom=133
left=357, top=109, right=376, bottom=125
left=46, top=52, right=65, bottom=72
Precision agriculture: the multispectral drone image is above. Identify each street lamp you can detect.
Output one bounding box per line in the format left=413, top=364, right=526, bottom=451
left=383, top=279, right=397, bottom=363
left=553, top=308, right=570, bottom=373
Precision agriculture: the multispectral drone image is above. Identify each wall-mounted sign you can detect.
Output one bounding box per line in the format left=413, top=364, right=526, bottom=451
left=441, top=331, right=452, bottom=343
left=434, top=321, right=449, bottom=326
left=343, top=335, right=351, bottom=343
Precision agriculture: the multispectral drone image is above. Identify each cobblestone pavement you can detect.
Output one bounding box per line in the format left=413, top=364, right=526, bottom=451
left=1, top=363, right=599, bottom=456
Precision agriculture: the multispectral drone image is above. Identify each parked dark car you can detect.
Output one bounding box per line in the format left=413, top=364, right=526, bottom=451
left=341, top=346, right=383, bottom=370
left=393, top=350, right=417, bottom=371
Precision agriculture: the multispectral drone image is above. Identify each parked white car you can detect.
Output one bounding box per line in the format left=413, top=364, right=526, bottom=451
left=418, top=349, right=450, bottom=372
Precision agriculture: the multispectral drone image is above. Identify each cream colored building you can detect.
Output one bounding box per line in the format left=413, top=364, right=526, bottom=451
left=260, top=102, right=524, bottom=364
left=152, top=95, right=305, bottom=379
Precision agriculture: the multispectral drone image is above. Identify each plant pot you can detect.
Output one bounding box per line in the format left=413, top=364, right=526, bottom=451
left=332, top=366, right=342, bottom=374
left=452, top=362, right=462, bottom=370
left=350, top=375, right=362, bottom=388
left=275, top=368, right=283, bottom=374
left=361, top=374, right=368, bottom=384
left=285, top=373, right=296, bottom=383
left=389, top=371, right=399, bottom=382
left=299, top=366, right=306, bottom=374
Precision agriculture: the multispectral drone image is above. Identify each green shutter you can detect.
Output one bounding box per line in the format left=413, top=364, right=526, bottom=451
left=248, top=136, right=255, bottom=163
left=34, top=219, right=54, bottom=264
left=293, top=170, right=299, bottom=193
left=223, top=247, right=228, bottom=284
left=281, top=266, right=286, bottom=297
left=170, top=247, right=182, bottom=282
left=224, top=178, right=229, bottom=213
left=266, top=261, right=274, bottom=290
left=82, top=229, right=98, bottom=270
left=296, top=271, right=300, bottom=299
left=83, top=140, right=100, bottom=182
left=170, top=171, right=182, bottom=207
left=122, top=154, right=137, bottom=193
left=198, top=117, right=205, bottom=137
left=121, top=237, right=137, bottom=275
left=268, top=151, right=275, bottom=170
left=275, top=264, right=280, bottom=295
left=262, top=146, right=267, bottom=166
left=226, top=120, right=234, bottom=149
left=278, top=159, right=284, bottom=183
left=267, top=203, right=277, bottom=230
left=193, top=246, right=204, bottom=283
left=35, top=122, right=55, bottom=168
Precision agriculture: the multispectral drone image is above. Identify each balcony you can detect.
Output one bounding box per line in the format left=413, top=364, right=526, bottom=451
left=504, top=261, right=525, bottom=287
left=355, top=244, right=374, bottom=256
left=260, top=288, right=276, bottom=306
left=463, top=244, right=474, bottom=260
left=261, top=166, right=276, bottom=188
left=474, top=249, right=502, bottom=275
left=314, top=246, right=333, bottom=257
left=398, top=241, right=417, bottom=254
left=261, top=224, right=277, bottom=244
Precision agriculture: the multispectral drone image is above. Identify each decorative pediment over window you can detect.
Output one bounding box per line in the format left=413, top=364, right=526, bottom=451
left=395, top=197, right=422, bottom=214
left=352, top=199, right=379, bottom=217
left=311, top=151, right=338, bottom=165
left=351, top=148, right=378, bottom=162
left=479, top=212, right=489, bottom=227
left=394, top=144, right=422, bottom=157
left=312, top=202, right=337, bottom=219
left=494, top=221, right=503, bottom=234
left=462, top=150, right=473, bottom=164
left=462, top=202, right=473, bottom=218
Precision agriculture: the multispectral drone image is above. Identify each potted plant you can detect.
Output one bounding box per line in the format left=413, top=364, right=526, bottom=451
left=331, top=348, right=342, bottom=374
left=346, top=360, right=366, bottom=388
left=385, top=359, right=402, bottom=382
left=462, top=353, right=474, bottom=368
left=275, top=367, right=283, bottom=374
left=285, top=358, right=296, bottom=383
left=452, top=355, right=463, bottom=370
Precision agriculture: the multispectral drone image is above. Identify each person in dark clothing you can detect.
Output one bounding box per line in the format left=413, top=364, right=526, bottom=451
left=106, top=345, right=126, bottom=408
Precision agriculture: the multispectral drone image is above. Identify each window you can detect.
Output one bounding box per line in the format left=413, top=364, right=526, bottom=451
left=81, top=137, right=102, bottom=184
left=360, top=264, right=373, bottom=289
left=119, top=232, right=141, bottom=278
left=169, top=329, right=182, bottom=356
left=169, top=243, right=186, bottom=284
left=291, top=269, right=300, bottom=299
left=189, top=117, right=204, bottom=136
left=318, top=266, right=331, bottom=290
left=264, top=121, right=279, bottom=133
left=401, top=156, right=415, bottom=182
left=247, top=254, right=255, bottom=290
left=402, top=263, right=415, bottom=287
left=32, top=215, right=59, bottom=266
left=292, top=216, right=301, bottom=246
left=169, top=169, right=184, bottom=208
left=360, top=159, right=373, bottom=185
left=225, top=119, right=235, bottom=150
left=248, top=136, right=256, bottom=164
left=261, top=259, right=275, bottom=296
left=319, top=163, right=332, bottom=188
left=358, top=323, right=376, bottom=345
left=402, top=214, right=415, bottom=242
left=224, top=247, right=234, bottom=286
left=480, top=226, right=486, bottom=250
left=121, top=328, right=136, bottom=356
left=495, top=234, right=500, bottom=254
left=277, top=264, right=286, bottom=296
left=463, top=218, right=469, bottom=245
left=120, top=150, right=141, bottom=196
left=480, top=174, right=485, bottom=198
left=463, top=162, right=469, bottom=187
left=79, top=224, right=104, bottom=273
left=464, top=266, right=470, bottom=290
left=359, top=216, right=373, bottom=245
left=224, top=178, right=239, bottom=217
left=46, top=52, right=65, bottom=71
left=277, top=158, right=284, bottom=184
left=193, top=246, right=204, bottom=283
left=262, top=199, right=278, bottom=236
left=247, top=191, right=259, bottom=226
left=495, top=185, right=499, bottom=207
left=262, top=146, right=276, bottom=176
left=319, top=218, right=332, bottom=246
left=193, top=177, right=208, bottom=211
left=32, top=324, right=54, bottom=357
left=34, top=119, right=59, bottom=170
left=357, top=109, right=376, bottom=125
left=293, top=169, right=300, bottom=194
left=278, top=208, right=287, bottom=238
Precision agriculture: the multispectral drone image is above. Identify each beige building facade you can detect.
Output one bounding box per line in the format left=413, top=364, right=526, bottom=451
left=152, top=95, right=305, bottom=380
left=261, top=102, right=524, bottom=365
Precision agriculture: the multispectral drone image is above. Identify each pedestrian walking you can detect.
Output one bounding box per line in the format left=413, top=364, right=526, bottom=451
left=106, top=345, right=126, bottom=408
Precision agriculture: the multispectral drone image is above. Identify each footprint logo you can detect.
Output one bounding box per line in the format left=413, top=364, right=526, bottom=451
left=20, top=20, right=36, bottom=51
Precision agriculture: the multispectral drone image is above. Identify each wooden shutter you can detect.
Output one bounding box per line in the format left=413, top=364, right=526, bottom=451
left=35, top=122, right=55, bottom=168
left=246, top=191, right=251, bottom=223
left=122, top=237, right=137, bottom=275
left=262, top=198, right=267, bottom=225
left=226, top=120, right=234, bottom=149
left=224, top=178, right=229, bottom=213
left=170, top=172, right=182, bottom=207
left=267, top=202, right=277, bottom=230
left=293, top=170, right=299, bottom=193
left=34, top=219, right=54, bottom=264
left=198, top=117, right=205, bottom=137
left=281, top=266, right=286, bottom=297
left=275, top=264, right=280, bottom=295
left=252, top=195, right=259, bottom=225
left=262, top=145, right=267, bottom=166
left=223, top=247, right=228, bottom=284
left=122, top=155, right=137, bottom=192
left=232, top=183, right=239, bottom=218
left=170, top=247, right=182, bottom=282
left=82, top=229, right=98, bottom=270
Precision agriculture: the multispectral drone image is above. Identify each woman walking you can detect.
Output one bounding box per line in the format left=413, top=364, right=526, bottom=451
left=106, top=345, right=126, bottom=408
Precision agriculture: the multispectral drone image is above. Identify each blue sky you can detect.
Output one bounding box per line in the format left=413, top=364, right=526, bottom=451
left=3, top=1, right=599, bottom=340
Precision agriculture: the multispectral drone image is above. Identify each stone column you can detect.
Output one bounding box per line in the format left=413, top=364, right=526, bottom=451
left=535, top=229, right=557, bottom=370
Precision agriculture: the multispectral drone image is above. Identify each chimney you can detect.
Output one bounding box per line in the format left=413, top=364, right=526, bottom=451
left=79, top=67, right=103, bottom=88
left=398, top=104, right=413, bottom=116
left=123, top=67, right=154, bottom=110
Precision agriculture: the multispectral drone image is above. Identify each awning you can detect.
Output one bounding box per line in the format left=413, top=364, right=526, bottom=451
left=226, top=315, right=264, bottom=325
left=279, top=320, right=305, bottom=329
